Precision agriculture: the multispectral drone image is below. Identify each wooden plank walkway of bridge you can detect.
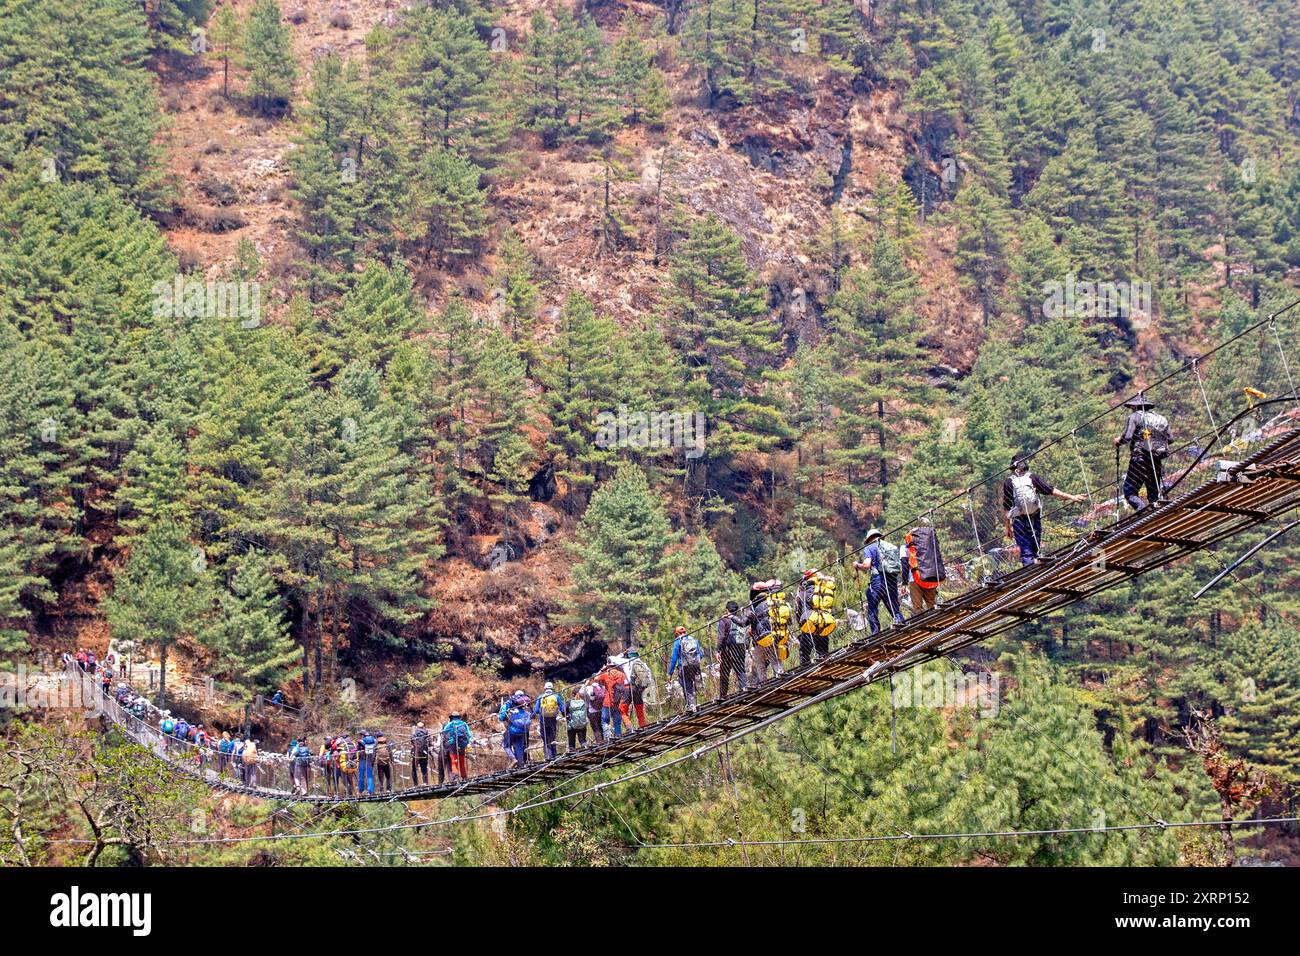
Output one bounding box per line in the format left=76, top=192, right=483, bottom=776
left=101, top=426, right=1300, bottom=804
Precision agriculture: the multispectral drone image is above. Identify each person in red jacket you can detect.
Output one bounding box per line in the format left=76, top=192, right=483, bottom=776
left=596, top=660, right=630, bottom=738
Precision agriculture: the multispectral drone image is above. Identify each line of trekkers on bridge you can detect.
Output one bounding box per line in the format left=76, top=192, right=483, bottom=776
left=86, top=398, right=1174, bottom=793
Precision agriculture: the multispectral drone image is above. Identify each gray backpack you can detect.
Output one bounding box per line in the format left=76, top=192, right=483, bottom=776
left=1135, top=412, right=1171, bottom=456
left=567, top=698, right=588, bottom=730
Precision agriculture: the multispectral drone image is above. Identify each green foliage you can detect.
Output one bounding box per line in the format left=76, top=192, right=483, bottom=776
left=515, top=6, right=621, bottom=148
left=104, top=521, right=214, bottom=705
left=666, top=214, right=787, bottom=490
left=203, top=550, right=302, bottom=701
left=569, top=465, right=681, bottom=647
left=0, top=0, right=168, bottom=208
left=242, top=0, right=296, bottom=115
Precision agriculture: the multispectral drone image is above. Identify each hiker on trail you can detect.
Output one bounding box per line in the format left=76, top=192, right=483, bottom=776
left=668, top=626, right=703, bottom=712
left=535, top=682, right=566, bottom=759
left=796, top=570, right=838, bottom=661
left=358, top=730, right=377, bottom=795
left=242, top=737, right=260, bottom=788
left=336, top=736, right=358, bottom=797
left=903, top=523, right=946, bottom=616
left=193, top=727, right=209, bottom=771
left=582, top=678, right=606, bottom=743
left=270, top=690, right=284, bottom=706
left=597, top=660, right=630, bottom=738
left=854, top=529, right=905, bottom=635
left=320, top=738, right=337, bottom=797
left=622, top=650, right=653, bottom=728
left=441, top=713, right=471, bottom=781
left=717, top=600, right=749, bottom=697
left=1114, top=394, right=1172, bottom=512
left=500, top=692, right=533, bottom=768
left=564, top=689, right=590, bottom=750
left=435, top=720, right=452, bottom=784
left=410, top=722, right=432, bottom=786
left=373, top=734, right=393, bottom=792
left=230, top=735, right=244, bottom=782
left=1003, top=454, right=1086, bottom=565
left=794, top=571, right=819, bottom=665
left=741, top=581, right=783, bottom=684
left=289, top=739, right=310, bottom=794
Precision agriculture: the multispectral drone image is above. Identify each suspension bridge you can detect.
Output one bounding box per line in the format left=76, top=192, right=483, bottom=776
left=85, top=304, right=1300, bottom=806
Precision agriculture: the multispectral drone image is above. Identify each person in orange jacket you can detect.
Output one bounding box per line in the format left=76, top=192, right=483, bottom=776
left=596, top=659, right=630, bottom=738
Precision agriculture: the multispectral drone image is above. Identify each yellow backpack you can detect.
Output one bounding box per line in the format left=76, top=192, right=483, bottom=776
left=767, top=593, right=793, bottom=660
left=801, top=576, right=838, bottom=638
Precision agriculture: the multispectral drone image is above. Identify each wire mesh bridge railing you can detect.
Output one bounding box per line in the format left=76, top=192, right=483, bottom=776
left=81, top=301, right=1300, bottom=803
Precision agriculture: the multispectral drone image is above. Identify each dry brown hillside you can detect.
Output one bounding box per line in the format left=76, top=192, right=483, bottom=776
left=144, top=0, right=979, bottom=716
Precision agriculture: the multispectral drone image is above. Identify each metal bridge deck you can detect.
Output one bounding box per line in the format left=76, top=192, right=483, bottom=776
left=103, top=427, right=1300, bottom=804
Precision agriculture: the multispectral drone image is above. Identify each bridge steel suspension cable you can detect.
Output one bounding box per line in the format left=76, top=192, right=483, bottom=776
left=85, top=299, right=1300, bottom=805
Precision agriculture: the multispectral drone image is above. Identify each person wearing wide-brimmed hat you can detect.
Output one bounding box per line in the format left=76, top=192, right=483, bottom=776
left=1113, top=394, right=1173, bottom=511
left=853, top=528, right=904, bottom=635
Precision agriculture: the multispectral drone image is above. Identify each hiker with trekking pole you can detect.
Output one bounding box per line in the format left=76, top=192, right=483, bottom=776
left=1113, top=394, right=1172, bottom=512
left=852, top=529, right=904, bottom=635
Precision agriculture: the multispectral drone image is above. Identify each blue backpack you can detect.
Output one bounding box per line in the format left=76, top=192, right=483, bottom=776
left=443, top=721, right=471, bottom=751
left=508, top=706, right=531, bottom=737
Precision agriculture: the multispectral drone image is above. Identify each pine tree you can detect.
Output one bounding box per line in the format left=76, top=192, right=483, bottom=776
left=951, top=179, right=1013, bottom=326
left=118, top=421, right=190, bottom=531
left=242, top=0, right=296, bottom=116
left=400, top=6, right=508, bottom=169
left=543, top=293, right=626, bottom=507
left=473, top=329, right=535, bottom=522
left=676, top=534, right=737, bottom=623
left=151, top=0, right=214, bottom=49
left=825, top=230, right=936, bottom=516
left=1024, top=128, right=1128, bottom=275
left=665, top=214, right=785, bottom=493
left=331, top=363, right=439, bottom=652
left=612, top=11, right=669, bottom=127
left=0, top=0, right=168, bottom=207
left=568, top=465, right=680, bottom=649
left=315, top=259, right=423, bottom=379
left=493, top=230, right=542, bottom=375
left=104, top=521, right=213, bottom=708
left=1222, top=619, right=1300, bottom=786
left=203, top=550, right=301, bottom=703
left=208, top=2, right=242, bottom=98
left=288, top=52, right=364, bottom=300
left=405, top=147, right=488, bottom=270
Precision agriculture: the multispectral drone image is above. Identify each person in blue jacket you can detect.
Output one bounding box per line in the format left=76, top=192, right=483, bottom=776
left=668, top=626, right=702, bottom=712
left=441, top=712, right=472, bottom=781
left=358, top=730, right=377, bottom=794
left=853, top=528, right=905, bottom=634
left=499, top=692, right=532, bottom=769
